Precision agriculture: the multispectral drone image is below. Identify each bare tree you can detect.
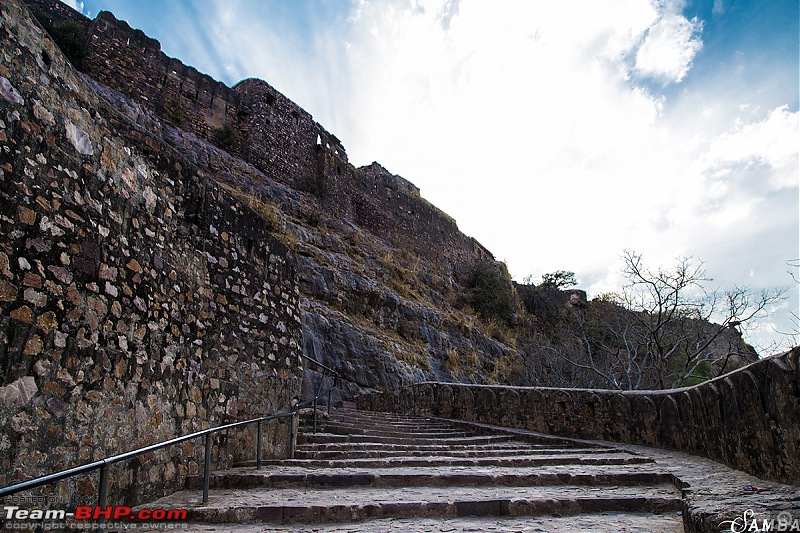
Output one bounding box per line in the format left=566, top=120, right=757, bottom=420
left=768, top=258, right=800, bottom=351
left=562, top=251, right=784, bottom=390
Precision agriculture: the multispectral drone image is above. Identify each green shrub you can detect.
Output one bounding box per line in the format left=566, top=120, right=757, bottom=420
left=212, top=124, right=236, bottom=150
left=300, top=173, right=327, bottom=198
left=32, top=9, right=88, bottom=68
left=466, top=261, right=518, bottom=324
left=540, top=270, right=577, bottom=289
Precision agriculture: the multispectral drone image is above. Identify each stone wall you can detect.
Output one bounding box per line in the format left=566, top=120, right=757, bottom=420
left=234, top=78, right=347, bottom=193
left=0, top=0, right=302, bottom=507
left=23, top=0, right=86, bottom=27
left=357, top=348, right=800, bottom=486
left=24, top=0, right=345, bottom=185
left=350, top=163, right=492, bottom=276
left=85, top=10, right=239, bottom=144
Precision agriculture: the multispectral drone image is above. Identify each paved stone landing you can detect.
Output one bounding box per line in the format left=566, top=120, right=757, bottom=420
left=139, top=512, right=685, bottom=532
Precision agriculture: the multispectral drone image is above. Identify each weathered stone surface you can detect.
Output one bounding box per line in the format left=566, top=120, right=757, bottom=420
left=146, top=409, right=684, bottom=527
left=144, top=408, right=798, bottom=532
left=6, top=0, right=793, bottom=526
left=9, top=306, right=33, bottom=323
left=0, top=76, right=24, bottom=105
left=17, top=205, right=36, bottom=225
left=64, top=120, right=93, bottom=155
left=137, top=515, right=684, bottom=533
left=0, top=376, right=38, bottom=407
left=0, top=280, right=17, bottom=301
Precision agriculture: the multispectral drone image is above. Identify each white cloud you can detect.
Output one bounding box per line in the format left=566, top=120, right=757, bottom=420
left=633, top=4, right=703, bottom=83
left=659, top=105, right=799, bottom=240
left=702, top=106, right=799, bottom=191
left=337, top=1, right=688, bottom=265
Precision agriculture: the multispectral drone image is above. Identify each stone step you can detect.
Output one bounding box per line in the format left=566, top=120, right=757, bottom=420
left=320, top=423, right=469, bottom=439
left=320, top=423, right=460, bottom=434
left=298, top=432, right=517, bottom=446
left=322, top=417, right=460, bottom=428
left=258, top=452, right=654, bottom=469
left=327, top=411, right=455, bottom=423
left=324, top=417, right=457, bottom=430
left=324, top=417, right=463, bottom=431
left=153, top=408, right=681, bottom=529
left=144, top=483, right=682, bottom=524
left=329, top=409, right=440, bottom=422
left=326, top=412, right=590, bottom=446
left=292, top=446, right=615, bottom=460
left=187, top=465, right=675, bottom=490
left=136, top=407, right=789, bottom=532
left=294, top=441, right=580, bottom=453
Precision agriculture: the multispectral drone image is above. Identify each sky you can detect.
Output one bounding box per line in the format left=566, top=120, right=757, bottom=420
left=61, top=0, right=799, bottom=353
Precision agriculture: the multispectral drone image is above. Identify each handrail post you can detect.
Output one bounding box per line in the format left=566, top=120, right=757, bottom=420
left=256, top=420, right=263, bottom=470
left=327, top=389, right=332, bottom=416
left=98, top=463, right=109, bottom=528
left=312, top=398, right=318, bottom=434
left=202, top=433, right=211, bottom=505
left=289, top=405, right=297, bottom=460
left=98, top=463, right=109, bottom=507
left=328, top=375, right=338, bottom=416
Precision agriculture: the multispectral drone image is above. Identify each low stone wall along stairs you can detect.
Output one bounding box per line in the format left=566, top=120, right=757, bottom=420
left=139, top=407, right=689, bottom=531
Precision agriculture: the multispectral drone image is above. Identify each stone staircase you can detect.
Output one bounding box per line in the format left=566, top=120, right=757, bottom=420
left=141, top=407, right=685, bottom=531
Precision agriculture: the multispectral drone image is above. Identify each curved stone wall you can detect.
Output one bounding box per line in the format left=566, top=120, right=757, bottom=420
left=357, top=348, right=800, bottom=485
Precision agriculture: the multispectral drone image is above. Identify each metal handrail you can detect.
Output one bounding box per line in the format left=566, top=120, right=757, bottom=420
left=300, top=353, right=339, bottom=377
left=0, top=354, right=354, bottom=509
left=300, top=354, right=340, bottom=434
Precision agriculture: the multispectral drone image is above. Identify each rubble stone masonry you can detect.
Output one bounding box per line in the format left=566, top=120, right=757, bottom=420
left=0, top=0, right=302, bottom=506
